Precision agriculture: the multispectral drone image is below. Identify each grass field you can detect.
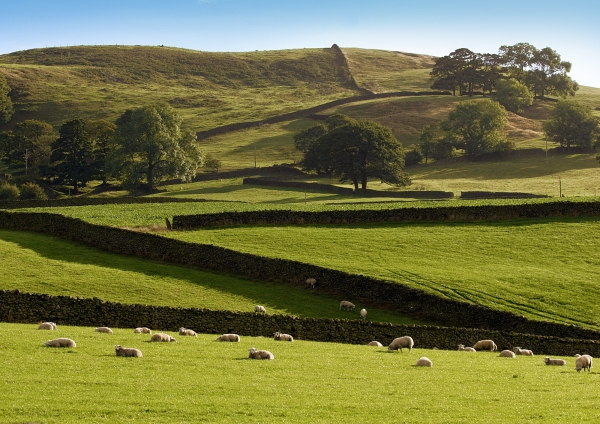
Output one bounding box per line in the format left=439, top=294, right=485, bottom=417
left=1, top=322, right=597, bottom=423
left=0, top=230, right=418, bottom=324
left=164, top=217, right=600, bottom=330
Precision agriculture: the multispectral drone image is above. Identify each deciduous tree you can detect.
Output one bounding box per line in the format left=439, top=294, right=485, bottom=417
left=543, top=100, right=599, bottom=149
left=494, top=78, right=533, bottom=113
left=0, top=74, right=13, bottom=124
left=50, top=119, right=95, bottom=192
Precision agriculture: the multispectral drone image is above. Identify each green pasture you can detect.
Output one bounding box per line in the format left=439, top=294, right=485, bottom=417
left=0, top=230, right=417, bottom=324
left=1, top=323, right=597, bottom=423
left=165, top=217, right=600, bottom=330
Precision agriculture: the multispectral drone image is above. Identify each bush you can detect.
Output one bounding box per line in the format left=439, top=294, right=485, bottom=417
left=494, top=78, right=533, bottom=113
left=404, top=150, right=423, bottom=166
left=19, top=182, right=48, bottom=200
left=0, top=183, right=20, bottom=200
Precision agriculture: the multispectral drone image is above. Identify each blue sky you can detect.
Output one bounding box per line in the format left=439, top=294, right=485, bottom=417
left=2, top=0, right=599, bottom=87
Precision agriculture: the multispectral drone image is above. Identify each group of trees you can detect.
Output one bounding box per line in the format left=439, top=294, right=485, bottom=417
left=430, top=43, right=578, bottom=100
left=0, top=74, right=13, bottom=124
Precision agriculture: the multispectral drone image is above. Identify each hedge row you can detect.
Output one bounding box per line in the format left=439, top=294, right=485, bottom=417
left=1, top=210, right=599, bottom=341
left=172, top=200, right=600, bottom=229
left=242, top=178, right=454, bottom=199
left=196, top=91, right=451, bottom=140
left=160, top=165, right=306, bottom=185
left=1, top=290, right=598, bottom=356
left=0, top=196, right=210, bottom=210
left=461, top=191, right=549, bottom=200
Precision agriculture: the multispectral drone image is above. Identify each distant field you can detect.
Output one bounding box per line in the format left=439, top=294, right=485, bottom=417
left=1, top=322, right=597, bottom=423
left=0, top=230, right=418, bottom=324
left=164, top=217, right=600, bottom=330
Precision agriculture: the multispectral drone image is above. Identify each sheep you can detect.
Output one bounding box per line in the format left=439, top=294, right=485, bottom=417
left=513, top=347, right=534, bottom=356
left=248, top=347, right=274, bottom=360
left=38, top=322, right=56, bottom=330
left=150, top=333, right=176, bottom=342
left=339, top=300, right=355, bottom=311
left=273, top=331, right=294, bottom=342
left=499, top=350, right=516, bottom=358
left=575, top=354, right=593, bottom=372
left=472, top=340, right=497, bottom=351
left=216, top=333, right=240, bottom=342
left=360, top=309, right=367, bottom=319
left=115, top=345, right=142, bottom=358
left=415, top=357, right=432, bottom=367
left=368, top=341, right=383, bottom=347
left=388, top=336, right=414, bottom=353
left=179, top=327, right=197, bottom=337
left=254, top=305, right=266, bottom=314
left=44, top=338, right=76, bottom=348
left=306, top=278, right=316, bottom=288
left=457, top=344, right=476, bottom=352
left=95, top=327, right=113, bottom=334
left=544, top=357, right=566, bottom=366
left=134, top=327, right=152, bottom=334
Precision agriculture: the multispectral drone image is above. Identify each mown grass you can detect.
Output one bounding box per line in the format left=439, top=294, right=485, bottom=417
left=0, top=230, right=418, bottom=324
left=164, top=217, right=600, bottom=330
left=1, top=322, right=597, bottom=423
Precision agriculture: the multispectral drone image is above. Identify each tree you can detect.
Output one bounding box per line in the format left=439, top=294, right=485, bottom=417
left=543, top=100, right=599, bottom=149
left=494, top=78, right=533, bottom=113
left=86, top=119, right=116, bottom=185
left=0, top=120, right=54, bottom=176
left=0, top=74, right=13, bottom=124
left=499, top=42, right=537, bottom=83
left=440, top=99, right=512, bottom=156
left=203, top=154, right=222, bottom=173
left=50, top=119, right=95, bottom=192
left=529, top=47, right=578, bottom=98
left=415, top=125, right=436, bottom=164
left=109, top=103, right=202, bottom=191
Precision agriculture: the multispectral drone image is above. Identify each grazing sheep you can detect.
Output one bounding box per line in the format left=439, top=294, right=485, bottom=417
left=473, top=340, right=497, bottom=351
left=544, top=357, right=566, bottom=366
left=306, top=278, right=316, bottom=288
left=360, top=309, right=367, bottom=319
left=248, top=347, right=274, bottom=360
left=513, top=347, right=534, bottom=356
left=179, top=327, right=197, bottom=337
left=254, top=305, right=266, bottom=314
left=368, top=341, right=383, bottom=347
left=38, top=322, right=56, bottom=330
left=216, top=333, right=240, bottom=342
left=134, top=327, right=152, bottom=334
left=95, top=327, right=113, bottom=334
left=499, top=350, right=516, bottom=358
left=150, top=333, right=176, bottom=342
left=415, top=357, right=432, bottom=367
left=273, top=332, right=294, bottom=342
left=44, top=338, right=76, bottom=348
left=457, top=344, right=476, bottom=352
left=575, top=354, right=593, bottom=372
left=339, top=300, right=355, bottom=311
left=388, top=336, right=414, bottom=353
left=115, top=345, right=142, bottom=358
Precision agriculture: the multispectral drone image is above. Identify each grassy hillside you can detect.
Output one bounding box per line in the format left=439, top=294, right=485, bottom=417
left=1, top=322, right=597, bottom=423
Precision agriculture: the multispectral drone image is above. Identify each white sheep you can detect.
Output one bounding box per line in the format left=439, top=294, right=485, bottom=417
left=179, top=327, right=197, bottom=337
left=575, top=354, right=593, bottom=372
left=513, top=347, right=534, bottom=356
left=254, top=305, right=266, bottom=314
left=415, top=357, right=432, bottom=367
left=216, top=333, right=240, bottom=342
left=306, top=278, right=316, bottom=288
left=134, top=327, right=152, bottom=334
left=388, top=336, right=414, bottom=353
left=273, top=332, right=294, bottom=342
left=38, top=322, right=56, bottom=330
left=544, top=357, right=566, bottom=366
left=115, top=345, right=142, bottom=357
left=360, top=309, right=367, bottom=319
left=339, top=300, right=355, bottom=311
left=368, top=341, right=383, bottom=347
left=150, top=333, right=176, bottom=342
left=44, top=338, right=76, bottom=348
left=248, top=347, right=274, bottom=360
left=473, top=340, right=497, bottom=351
left=95, top=327, right=113, bottom=334
left=499, top=350, right=516, bottom=358
left=457, top=344, right=476, bottom=352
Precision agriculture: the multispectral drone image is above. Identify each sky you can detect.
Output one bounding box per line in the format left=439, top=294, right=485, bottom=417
left=1, top=0, right=599, bottom=87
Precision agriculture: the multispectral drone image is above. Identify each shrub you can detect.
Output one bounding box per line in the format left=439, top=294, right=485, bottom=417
left=0, top=183, right=20, bottom=200
left=19, top=182, right=48, bottom=200
left=404, top=149, right=423, bottom=166
left=494, top=78, right=533, bottom=113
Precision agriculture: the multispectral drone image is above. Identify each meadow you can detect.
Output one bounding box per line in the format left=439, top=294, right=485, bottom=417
left=1, top=322, right=597, bottom=423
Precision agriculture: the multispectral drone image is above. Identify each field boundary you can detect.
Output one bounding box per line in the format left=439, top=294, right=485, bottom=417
left=0, top=196, right=213, bottom=210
